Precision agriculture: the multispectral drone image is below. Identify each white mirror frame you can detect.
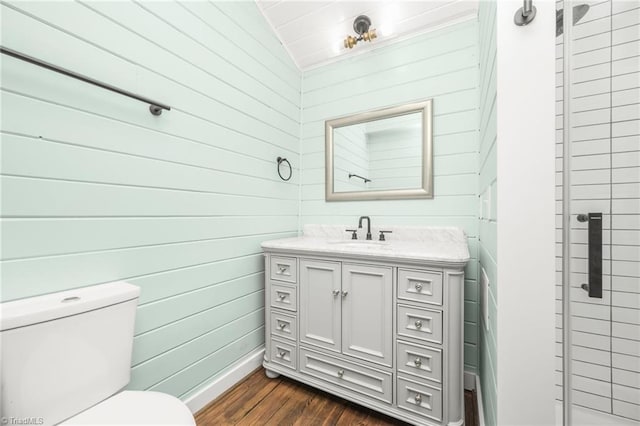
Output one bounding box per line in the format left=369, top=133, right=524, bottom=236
left=325, top=99, right=433, bottom=201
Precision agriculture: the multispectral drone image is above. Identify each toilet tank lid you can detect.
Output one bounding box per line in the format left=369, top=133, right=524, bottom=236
left=1, top=282, right=140, bottom=331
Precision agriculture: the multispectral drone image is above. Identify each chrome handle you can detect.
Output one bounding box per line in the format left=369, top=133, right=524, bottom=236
left=332, top=289, right=340, bottom=296
left=414, top=358, right=422, bottom=367
left=415, top=282, right=423, bottom=292
left=278, top=293, right=286, bottom=300
left=337, top=369, right=344, bottom=377
left=279, top=322, right=287, bottom=330
left=341, top=290, right=348, bottom=297
left=415, top=320, right=423, bottom=329
left=414, top=394, right=422, bottom=404
left=277, top=265, right=287, bottom=274
left=277, top=350, right=286, bottom=358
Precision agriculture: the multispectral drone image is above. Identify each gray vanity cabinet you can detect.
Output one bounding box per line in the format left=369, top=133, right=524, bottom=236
left=299, top=259, right=393, bottom=366
left=299, top=259, right=341, bottom=352
left=264, top=250, right=465, bottom=426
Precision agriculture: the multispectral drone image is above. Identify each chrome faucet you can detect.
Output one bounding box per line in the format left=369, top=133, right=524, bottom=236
left=358, top=216, right=372, bottom=240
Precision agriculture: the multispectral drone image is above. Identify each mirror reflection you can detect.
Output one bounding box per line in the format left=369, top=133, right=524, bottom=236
left=333, top=112, right=422, bottom=193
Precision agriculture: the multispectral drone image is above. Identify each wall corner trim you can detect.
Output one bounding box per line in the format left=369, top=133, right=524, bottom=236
left=185, top=346, right=265, bottom=414
left=475, top=373, right=487, bottom=426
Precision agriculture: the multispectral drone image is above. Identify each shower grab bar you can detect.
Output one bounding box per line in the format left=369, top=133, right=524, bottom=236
left=1, top=46, right=171, bottom=116
left=577, top=213, right=602, bottom=299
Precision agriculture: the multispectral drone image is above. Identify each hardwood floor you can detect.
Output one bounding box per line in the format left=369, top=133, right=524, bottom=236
left=195, top=368, right=479, bottom=426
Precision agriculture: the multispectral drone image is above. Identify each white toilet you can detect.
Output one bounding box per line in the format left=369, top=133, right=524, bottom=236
left=0, top=282, right=195, bottom=426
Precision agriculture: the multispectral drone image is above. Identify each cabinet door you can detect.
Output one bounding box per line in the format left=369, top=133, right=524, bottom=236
left=300, top=259, right=341, bottom=353
left=341, top=263, right=393, bottom=367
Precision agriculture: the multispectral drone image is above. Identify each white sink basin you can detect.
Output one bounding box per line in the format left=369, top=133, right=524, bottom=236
left=328, top=240, right=392, bottom=250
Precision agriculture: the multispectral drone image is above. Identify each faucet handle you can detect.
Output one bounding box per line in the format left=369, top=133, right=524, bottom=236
left=345, top=229, right=358, bottom=240
left=379, top=230, right=392, bottom=241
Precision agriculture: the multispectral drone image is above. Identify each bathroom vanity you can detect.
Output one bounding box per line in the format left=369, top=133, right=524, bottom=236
left=262, top=225, right=470, bottom=426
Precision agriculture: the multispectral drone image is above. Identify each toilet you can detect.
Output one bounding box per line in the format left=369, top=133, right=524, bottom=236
left=0, top=282, right=195, bottom=426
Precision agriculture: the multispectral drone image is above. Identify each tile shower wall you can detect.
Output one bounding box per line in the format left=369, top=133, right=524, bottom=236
left=299, top=20, right=481, bottom=373
left=477, top=1, right=498, bottom=425
left=0, top=1, right=300, bottom=401
left=556, top=0, right=640, bottom=421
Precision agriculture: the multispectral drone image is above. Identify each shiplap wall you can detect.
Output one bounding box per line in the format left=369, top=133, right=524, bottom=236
left=556, top=0, right=640, bottom=421
left=368, top=129, right=422, bottom=190
left=299, top=20, right=480, bottom=373
left=477, top=1, right=497, bottom=425
left=334, top=125, right=369, bottom=192
left=0, top=0, right=300, bottom=401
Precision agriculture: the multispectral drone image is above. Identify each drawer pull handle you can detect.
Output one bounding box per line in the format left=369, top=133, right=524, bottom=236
left=415, top=282, right=423, bottom=291
left=414, top=394, right=422, bottom=404
left=332, top=289, right=340, bottom=296
left=341, top=290, right=348, bottom=297
left=277, top=350, right=286, bottom=358
left=278, top=293, right=287, bottom=301
left=278, top=266, right=288, bottom=274
left=415, top=320, right=423, bottom=329
left=337, top=369, right=344, bottom=378
left=278, top=322, right=287, bottom=330
left=414, top=358, right=422, bottom=367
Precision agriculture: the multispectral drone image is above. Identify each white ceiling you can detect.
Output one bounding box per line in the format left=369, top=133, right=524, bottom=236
left=256, top=1, right=479, bottom=70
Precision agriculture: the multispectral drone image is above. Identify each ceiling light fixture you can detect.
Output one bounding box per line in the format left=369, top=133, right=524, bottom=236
left=343, top=15, right=377, bottom=49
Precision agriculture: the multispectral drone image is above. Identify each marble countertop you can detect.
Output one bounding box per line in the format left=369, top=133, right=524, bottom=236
left=262, top=225, right=470, bottom=266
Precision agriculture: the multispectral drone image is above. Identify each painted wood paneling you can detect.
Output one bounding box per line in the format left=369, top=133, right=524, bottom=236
left=0, top=0, right=300, bottom=403
left=299, top=20, right=480, bottom=373
left=477, top=1, right=497, bottom=425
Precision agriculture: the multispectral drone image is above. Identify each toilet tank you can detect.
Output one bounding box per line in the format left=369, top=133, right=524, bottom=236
left=0, top=282, right=140, bottom=426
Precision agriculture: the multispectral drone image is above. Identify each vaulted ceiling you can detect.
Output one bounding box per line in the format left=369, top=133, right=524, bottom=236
left=256, top=1, right=478, bottom=70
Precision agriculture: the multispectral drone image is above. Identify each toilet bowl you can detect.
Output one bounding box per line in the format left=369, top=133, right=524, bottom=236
left=62, top=391, right=195, bottom=425
left=0, top=282, right=195, bottom=426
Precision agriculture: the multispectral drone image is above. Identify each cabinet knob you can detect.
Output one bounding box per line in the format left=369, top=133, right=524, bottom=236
left=337, top=369, right=344, bottom=377
left=277, top=350, right=286, bottom=358
left=415, top=282, right=423, bottom=291
left=278, top=265, right=287, bottom=274
left=415, top=320, right=423, bottom=329
left=414, top=394, right=422, bottom=404
left=342, top=290, right=348, bottom=297
left=278, top=293, right=286, bottom=300
left=414, top=358, right=422, bottom=367
left=332, top=289, right=340, bottom=296
left=279, top=322, right=287, bottom=330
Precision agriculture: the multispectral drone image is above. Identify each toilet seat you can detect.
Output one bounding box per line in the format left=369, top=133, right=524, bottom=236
left=61, top=390, right=195, bottom=425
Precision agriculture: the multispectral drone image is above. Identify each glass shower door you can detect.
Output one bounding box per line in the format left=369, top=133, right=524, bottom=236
left=559, top=1, right=640, bottom=424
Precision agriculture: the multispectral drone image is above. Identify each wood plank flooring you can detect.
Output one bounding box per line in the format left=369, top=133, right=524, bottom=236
left=195, top=368, right=479, bottom=426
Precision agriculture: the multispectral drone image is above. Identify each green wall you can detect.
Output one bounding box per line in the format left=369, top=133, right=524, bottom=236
left=1, top=1, right=490, bottom=404
left=0, top=1, right=300, bottom=401
left=299, top=21, right=481, bottom=373
left=478, top=1, right=498, bottom=425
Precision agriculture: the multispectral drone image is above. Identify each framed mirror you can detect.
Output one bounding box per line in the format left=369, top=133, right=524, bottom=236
left=325, top=99, right=433, bottom=201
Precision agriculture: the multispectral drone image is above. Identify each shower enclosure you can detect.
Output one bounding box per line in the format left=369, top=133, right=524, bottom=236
left=557, top=1, right=640, bottom=424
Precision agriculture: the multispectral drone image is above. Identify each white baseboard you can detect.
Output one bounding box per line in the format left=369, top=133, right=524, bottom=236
left=475, top=374, right=486, bottom=426
left=464, top=371, right=476, bottom=390
left=184, top=346, right=265, bottom=414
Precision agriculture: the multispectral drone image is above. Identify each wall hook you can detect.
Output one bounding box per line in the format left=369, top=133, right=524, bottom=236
left=514, top=0, right=536, bottom=26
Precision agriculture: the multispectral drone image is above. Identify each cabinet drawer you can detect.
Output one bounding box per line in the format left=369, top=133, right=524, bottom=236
left=299, top=347, right=392, bottom=404
left=397, top=340, right=442, bottom=384
left=397, top=268, right=442, bottom=306
left=397, top=304, right=443, bottom=344
left=270, top=311, right=297, bottom=341
left=270, top=283, right=297, bottom=312
left=270, top=338, right=296, bottom=370
left=270, top=256, right=297, bottom=284
left=397, top=375, right=442, bottom=422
